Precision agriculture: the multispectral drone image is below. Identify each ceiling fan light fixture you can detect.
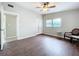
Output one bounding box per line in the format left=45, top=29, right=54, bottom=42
left=42, top=7, right=48, bottom=11
left=36, top=2, right=56, bottom=12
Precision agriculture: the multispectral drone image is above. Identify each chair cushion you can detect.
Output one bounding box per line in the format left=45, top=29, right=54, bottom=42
left=71, top=35, right=79, bottom=39
left=72, top=28, right=79, bottom=36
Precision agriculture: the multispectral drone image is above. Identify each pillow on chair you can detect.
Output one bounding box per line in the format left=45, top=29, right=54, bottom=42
left=72, top=28, right=79, bottom=36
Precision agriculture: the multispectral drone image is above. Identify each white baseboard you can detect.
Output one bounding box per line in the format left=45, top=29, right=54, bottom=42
left=7, top=36, right=17, bottom=39
left=17, top=33, right=41, bottom=40
left=43, top=33, right=64, bottom=38
left=6, top=36, right=17, bottom=43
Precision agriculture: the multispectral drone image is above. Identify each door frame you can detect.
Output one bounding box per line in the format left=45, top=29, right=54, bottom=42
left=1, top=5, right=19, bottom=50
left=1, top=5, right=5, bottom=50
left=0, top=9, right=19, bottom=50
left=4, top=11, right=19, bottom=43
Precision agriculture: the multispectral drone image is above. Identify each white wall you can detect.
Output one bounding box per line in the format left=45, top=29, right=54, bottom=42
left=0, top=3, right=1, bottom=10
left=0, top=12, right=1, bottom=44
left=0, top=11, right=1, bottom=44
left=0, top=2, right=2, bottom=9
left=43, top=9, right=79, bottom=37
left=2, top=2, right=43, bottom=39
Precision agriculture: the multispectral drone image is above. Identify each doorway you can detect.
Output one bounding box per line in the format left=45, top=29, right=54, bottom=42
left=5, top=14, right=17, bottom=42
left=1, top=10, right=19, bottom=50
left=3, top=11, right=19, bottom=43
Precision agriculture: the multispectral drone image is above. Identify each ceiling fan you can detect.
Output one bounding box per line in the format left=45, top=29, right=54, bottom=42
left=36, top=2, right=56, bottom=11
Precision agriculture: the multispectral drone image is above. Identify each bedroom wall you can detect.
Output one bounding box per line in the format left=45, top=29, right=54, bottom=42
left=43, top=9, right=79, bottom=37
left=2, top=2, right=43, bottom=39
left=0, top=11, right=1, bottom=45
left=0, top=13, right=1, bottom=44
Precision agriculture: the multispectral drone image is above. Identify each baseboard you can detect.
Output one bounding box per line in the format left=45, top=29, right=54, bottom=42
left=18, top=33, right=43, bottom=40
left=17, top=33, right=64, bottom=40
left=7, top=36, right=16, bottom=39
left=41, top=33, right=64, bottom=39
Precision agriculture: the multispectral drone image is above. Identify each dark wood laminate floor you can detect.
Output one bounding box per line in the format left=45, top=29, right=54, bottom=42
left=0, top=34, right=79, bottom=56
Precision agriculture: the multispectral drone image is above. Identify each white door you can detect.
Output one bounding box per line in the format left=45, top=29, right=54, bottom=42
left=1, top=8, right=5, bottom=50
left=5, top=14, right=17, bottom=42
left=0, top=10, right=1, bottom=49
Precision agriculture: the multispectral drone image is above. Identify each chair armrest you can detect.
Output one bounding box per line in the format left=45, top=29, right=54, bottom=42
left=64, top=32, right=72, bottom=37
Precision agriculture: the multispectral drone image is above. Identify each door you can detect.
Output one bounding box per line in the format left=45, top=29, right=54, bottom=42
left=0, top=7, right=5, bottom=50
left=5, top=14, right=17, bottom=42
left=0, top=10, right=1, bottom=49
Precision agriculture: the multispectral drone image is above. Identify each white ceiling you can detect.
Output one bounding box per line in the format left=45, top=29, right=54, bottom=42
left=15, top=2, right=79, bottom=14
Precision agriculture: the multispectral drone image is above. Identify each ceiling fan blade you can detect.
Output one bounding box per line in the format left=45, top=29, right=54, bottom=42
left=48, top=5, right=56, bottom=8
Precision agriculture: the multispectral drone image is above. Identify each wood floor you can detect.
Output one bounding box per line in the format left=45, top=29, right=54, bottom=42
left=0, top=34, right=79, bottom=56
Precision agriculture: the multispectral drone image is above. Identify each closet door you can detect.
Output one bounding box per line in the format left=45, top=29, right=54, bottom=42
left=0, top=7, right=5, bottom=50
left=0, top=10, right=1, bottom=49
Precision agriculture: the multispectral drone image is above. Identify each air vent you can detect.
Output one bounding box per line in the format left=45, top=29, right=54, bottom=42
left=8, top=4, right=14, bottom=8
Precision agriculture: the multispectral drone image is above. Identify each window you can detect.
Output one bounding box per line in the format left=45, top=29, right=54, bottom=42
left=46, top=18, right=61, bottom=28
left=52, top=18, right=61, bottom=27
left=46, top=19, right=53, bottom=27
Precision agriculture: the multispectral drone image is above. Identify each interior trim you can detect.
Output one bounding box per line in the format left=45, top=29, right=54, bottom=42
left=40, top=33, right=64, bottom=39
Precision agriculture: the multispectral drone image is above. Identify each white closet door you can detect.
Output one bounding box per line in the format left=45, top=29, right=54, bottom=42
left=1, top=6, right=5, bottom=50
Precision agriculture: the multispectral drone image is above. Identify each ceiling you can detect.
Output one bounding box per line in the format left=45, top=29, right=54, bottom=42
left=15, top=2, right=79, bottom=14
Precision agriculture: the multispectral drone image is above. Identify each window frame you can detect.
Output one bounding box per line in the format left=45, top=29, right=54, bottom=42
left=52, top=18, right=61, bottom=28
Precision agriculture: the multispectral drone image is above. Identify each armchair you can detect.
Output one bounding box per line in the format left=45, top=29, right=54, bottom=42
left=64, top=28, right=79, bottom=42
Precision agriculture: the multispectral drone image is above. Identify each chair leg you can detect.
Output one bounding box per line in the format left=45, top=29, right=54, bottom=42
left=64, top=36, right=65, bottom=39
left=70, top=37, right=73, bottom=43
left=64, top=35, right=66, bottom=39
